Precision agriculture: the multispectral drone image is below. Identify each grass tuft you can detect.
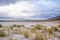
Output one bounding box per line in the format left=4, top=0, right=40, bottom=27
left=0, top=30, right=6, bottom=37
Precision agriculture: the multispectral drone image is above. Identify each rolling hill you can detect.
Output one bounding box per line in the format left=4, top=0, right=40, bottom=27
left=48, top=16, right=60, bottom=20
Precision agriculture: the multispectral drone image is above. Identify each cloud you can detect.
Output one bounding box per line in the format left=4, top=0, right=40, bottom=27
left=0, top=1, right=35, bottom=18
left=0, top=0, right=60, bottom=20
left=22, top=0, right=60, bottom=19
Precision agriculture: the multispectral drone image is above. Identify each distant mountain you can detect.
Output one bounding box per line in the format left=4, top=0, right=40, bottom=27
left=48, top=16, right=60, bottom=20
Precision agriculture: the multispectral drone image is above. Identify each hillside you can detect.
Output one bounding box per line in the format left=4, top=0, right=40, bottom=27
left=48, top=16, right=60, bottom=20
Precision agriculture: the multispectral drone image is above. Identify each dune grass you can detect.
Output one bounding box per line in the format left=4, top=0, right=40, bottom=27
left=0, top=30, right=6, bottom=37
left=17, top=28, right=32, bottom=38
left=51, top=26, right=58, bottom=31
left=57, top=28, right=60, bottom=32
left=23, top=30, right=32, bottom=38
left=0, top=24, right=60, bottom=40
left=34, top=32, right=43, bottom=40
left=51, top=24, right=60, bottom=32
left=30, top=27, right=37, bottom=33
left=31, top=24, right=44, bottom=30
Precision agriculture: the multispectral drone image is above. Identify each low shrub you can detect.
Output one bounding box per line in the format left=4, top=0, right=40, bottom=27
left=0, top=24, right=3, bottom=28
left=17, top=25, right=24, bottom=27
left=13, top=24, right=16, bottom=27
left=13, top=24, right=24, bottom=27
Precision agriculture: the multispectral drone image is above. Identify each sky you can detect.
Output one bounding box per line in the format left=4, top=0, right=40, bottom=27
left=0, top=0, right=60, bottom=20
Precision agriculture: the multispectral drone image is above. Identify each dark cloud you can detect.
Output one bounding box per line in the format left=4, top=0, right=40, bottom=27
left=30, top=12, right=60, bottom=19
left=0, top=0, right=60, bottom=6
left=0, top=0, right=20, bottom=6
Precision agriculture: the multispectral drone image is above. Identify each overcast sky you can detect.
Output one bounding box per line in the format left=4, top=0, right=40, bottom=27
left=0, top=0, right=60, bottom=20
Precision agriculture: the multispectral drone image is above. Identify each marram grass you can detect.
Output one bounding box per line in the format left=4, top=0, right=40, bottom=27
left=34, top=32, right=43, bottom=40
left=0, top=30, right=6, bottom=37
left=17, top=28, right=32, bottom=38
